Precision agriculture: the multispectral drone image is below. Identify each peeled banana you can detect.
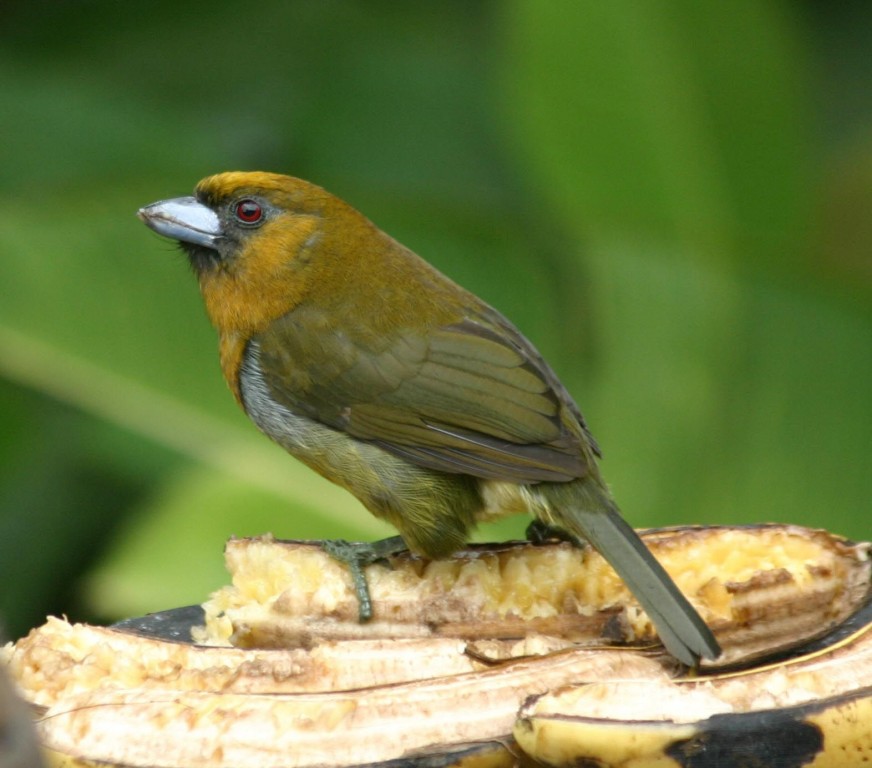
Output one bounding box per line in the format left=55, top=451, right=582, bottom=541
left=2, top=524, right=869, bottom=767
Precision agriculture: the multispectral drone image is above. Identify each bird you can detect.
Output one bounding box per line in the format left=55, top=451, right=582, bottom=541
left=138, top=171, right=720, bottom=665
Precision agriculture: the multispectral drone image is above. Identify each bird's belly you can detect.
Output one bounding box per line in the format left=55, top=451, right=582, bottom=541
left=238, top=351, right=548, bottom=532
left=239, top=344, right=547, bottom=529
left=236, top=342, right=484, bottom=557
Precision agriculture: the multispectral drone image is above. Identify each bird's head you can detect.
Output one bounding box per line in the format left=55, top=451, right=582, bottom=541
left=137, top=171, right=386, bottom=341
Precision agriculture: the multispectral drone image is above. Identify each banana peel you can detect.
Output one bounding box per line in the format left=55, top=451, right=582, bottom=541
left=515, top=609, right=872, bottom=767
left=2, top=524, right=870, bottom=768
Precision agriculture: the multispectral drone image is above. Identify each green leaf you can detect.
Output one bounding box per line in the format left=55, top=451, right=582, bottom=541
left=499, top=0, right=810, bottom=264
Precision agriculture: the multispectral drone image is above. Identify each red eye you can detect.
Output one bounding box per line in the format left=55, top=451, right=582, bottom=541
left=234, top=199, right=263, bottom=224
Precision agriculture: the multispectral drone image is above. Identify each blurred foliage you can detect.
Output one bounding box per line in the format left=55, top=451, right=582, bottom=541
left=0, top=0, right=869, bottom=639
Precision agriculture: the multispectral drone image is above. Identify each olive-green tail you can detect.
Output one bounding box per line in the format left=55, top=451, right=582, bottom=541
left=543, top=481, right=721, bottom=666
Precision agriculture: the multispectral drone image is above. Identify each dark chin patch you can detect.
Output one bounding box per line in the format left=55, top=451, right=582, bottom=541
left=181, top=242, right=221, bottom=273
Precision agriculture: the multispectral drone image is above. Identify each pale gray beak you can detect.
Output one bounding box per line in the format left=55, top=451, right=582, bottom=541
left=137, top=196, right=222, bottom=249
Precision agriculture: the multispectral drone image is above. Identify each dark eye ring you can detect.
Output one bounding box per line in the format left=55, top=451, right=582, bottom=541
left=234, top=199, right=264, bottom=225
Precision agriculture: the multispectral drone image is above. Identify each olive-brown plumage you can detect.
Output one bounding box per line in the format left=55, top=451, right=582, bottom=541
left=138, top=171, right=720, bottom=664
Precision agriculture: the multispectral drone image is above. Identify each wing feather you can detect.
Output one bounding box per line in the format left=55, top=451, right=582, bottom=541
left=256, top=310, right=590, bottom=482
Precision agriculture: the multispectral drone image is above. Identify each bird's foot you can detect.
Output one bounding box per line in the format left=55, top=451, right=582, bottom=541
left=525, top=519, right=581, bottom=547
left=321, top=535, right=408, bottom=622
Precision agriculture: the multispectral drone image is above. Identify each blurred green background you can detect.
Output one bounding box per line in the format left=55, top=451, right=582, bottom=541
left=1, top=1, right=869, bottom=640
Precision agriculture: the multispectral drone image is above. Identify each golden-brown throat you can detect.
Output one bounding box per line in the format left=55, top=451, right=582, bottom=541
left=191, top=173, right=334, bottom=400
left=196, top=214, right=319, bottom=337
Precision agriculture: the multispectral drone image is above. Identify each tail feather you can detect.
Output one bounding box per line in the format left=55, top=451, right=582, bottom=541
left=543, top=481, right=721, bottom=665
